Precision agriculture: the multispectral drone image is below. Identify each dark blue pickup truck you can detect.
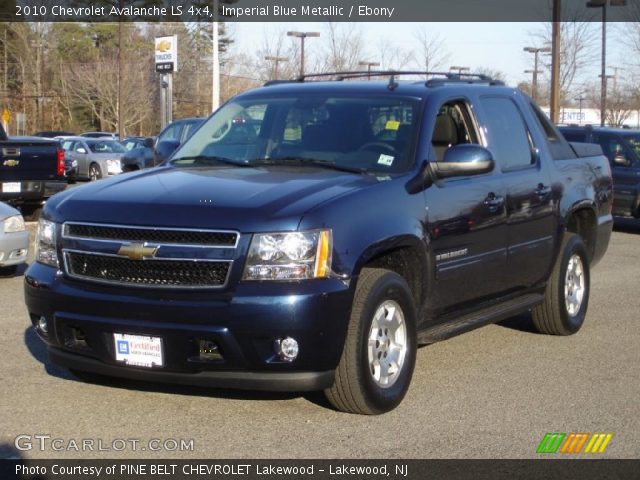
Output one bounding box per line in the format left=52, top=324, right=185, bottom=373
left=1, top=124, right=66, bottom=219
left=24, top=72, right=613, bottom=414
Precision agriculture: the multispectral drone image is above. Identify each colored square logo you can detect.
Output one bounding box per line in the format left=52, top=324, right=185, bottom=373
left=117, top=340, right=129, bottom=355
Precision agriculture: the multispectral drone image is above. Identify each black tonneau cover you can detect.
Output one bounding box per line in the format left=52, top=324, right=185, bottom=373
left=569, top=141, right=603, bottom=158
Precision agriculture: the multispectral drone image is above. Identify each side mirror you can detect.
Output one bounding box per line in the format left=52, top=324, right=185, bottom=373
left=431, top=144, right=495, bottom=178
left=613, top=154, right=631, bottom=167
left=154, top=139, right=180, bottom=164
left=76, top=147, right=87, bottom=154
left=143, top=137, right=154, bottom=149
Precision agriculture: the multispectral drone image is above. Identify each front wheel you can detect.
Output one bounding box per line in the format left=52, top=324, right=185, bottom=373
left=88, top=163, right=102, bottom=181
left=532, top=233, right=590, bottom=335
left=325, top=268, right=417, bottom=414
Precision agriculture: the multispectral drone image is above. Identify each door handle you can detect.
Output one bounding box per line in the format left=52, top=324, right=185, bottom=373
left=535, top=184, right=552, bottom=197
left=484, top=193, right=504, bottom=212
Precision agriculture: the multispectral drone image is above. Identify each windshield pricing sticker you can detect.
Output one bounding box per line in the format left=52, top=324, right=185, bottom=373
left=377, top=154, right=395, bottom=166
left=385, top=120, right=400, bottom=131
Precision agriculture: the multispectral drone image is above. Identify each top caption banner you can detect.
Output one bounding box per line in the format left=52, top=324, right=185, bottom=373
left=3, top=0, right=639, bottom=22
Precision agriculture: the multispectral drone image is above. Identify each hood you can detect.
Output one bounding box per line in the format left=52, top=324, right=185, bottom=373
left=46, top=165, right=378, bottom=232
left=0, top=201, right=20, bottom=221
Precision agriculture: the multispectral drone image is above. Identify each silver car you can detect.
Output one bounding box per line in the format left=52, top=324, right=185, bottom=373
left=0, top=202, right=29, bottom=275
left=58, top=137, right=124, bottom=181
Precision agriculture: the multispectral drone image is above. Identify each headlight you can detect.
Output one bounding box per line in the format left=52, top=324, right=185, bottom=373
left=243, top=230, right=332, bottom=281
left=3, top=215, right=25, bottom=233
left=35, top=219, right=59, bottom=268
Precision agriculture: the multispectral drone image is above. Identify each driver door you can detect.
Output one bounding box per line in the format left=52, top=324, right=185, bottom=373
left=424, top=99, right=509, bottom=312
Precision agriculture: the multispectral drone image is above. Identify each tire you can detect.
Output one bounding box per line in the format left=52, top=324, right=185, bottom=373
left=89, top=163, right=102, bottom=181
left=325, top=268, right=417, bottom=414
left=532, top=233, right=590, bottom=335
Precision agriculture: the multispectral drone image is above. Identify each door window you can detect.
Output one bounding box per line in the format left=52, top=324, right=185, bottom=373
left=480, top=97, right=534, bottom=170
left=431, top=100, right=479, bottom=161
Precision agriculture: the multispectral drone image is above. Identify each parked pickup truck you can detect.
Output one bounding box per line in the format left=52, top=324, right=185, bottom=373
left=24, top=72, right=613, bottom=414
left=559, top=125, right=640, bottom=218
left=0, top=123, right=66, bottom=219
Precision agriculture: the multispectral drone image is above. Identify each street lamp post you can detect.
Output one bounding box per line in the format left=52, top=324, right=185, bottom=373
left=358, top=61, right=380, bottom=80
left=449, top=66, right=470, bottom=76
left=587, top=0, right=627, bottom=127
left=575, top=95, right=586, bottom=124
left=287, top=31, right=320, bottom=78
left=265, top=56, right=288, bottom=80
left=523, top=46, right=552, bottom=103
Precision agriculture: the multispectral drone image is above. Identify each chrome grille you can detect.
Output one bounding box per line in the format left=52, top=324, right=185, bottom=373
left=64, top=252, right=231, bottom=288
left=64, top=222, right=238, bottom=247
left=61, top=222, right=239, bottom=289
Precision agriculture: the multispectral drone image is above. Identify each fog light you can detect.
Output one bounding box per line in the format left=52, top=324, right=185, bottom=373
left=199, top=339, right=222, bottom=361
left=275, top=337, right=299, bottom=362
left=37, top=316, right=48, bottom=334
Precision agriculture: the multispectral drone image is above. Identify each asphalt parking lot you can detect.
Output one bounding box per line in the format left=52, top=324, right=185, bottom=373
left=0, top=219, right=638, bottom=459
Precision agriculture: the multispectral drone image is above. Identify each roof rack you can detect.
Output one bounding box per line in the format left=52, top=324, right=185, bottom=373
left=263, top=70, right=505, bottom=89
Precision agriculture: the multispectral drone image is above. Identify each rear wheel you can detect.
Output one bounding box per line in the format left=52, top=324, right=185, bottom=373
left=532, top=233, right=590, bottom=335
left=325, top=268, right=417, bottom=414
left=89, top=163, right=102, bottom=181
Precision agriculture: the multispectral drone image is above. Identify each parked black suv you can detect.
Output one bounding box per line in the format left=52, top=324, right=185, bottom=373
left=559, top=125, right=640, bottom=218
left=25, top=72, right=613, bottom=414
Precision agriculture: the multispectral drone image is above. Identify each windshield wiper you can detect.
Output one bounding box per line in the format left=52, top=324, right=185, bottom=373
left=171, top=155, right=252, bottom=167
left=252, top=157, right=368, bottom=174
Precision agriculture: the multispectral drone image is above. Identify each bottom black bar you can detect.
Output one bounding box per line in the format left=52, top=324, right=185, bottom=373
left=1, top=459, right=638, bottom=480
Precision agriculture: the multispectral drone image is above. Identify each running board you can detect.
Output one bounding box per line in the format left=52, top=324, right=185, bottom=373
left=418, top=293, right=543, bottom=344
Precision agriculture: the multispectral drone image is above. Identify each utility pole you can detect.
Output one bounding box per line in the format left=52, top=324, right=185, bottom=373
left=586, top=0, right=627, bottom=127
left=265, top=56, right=288, bottom=80
left=287, top=31, right=320, bottom=78
left=358, top=61, right=380, bottom=80
left=117, top=0, right=124, bottom=139
left=523, top=46, right=551, bottom=103
left=575, top=95, right=585, bottom=124
left=550, top=0, right=561, bottom=123
left=212, top=0, right=220, bottom=112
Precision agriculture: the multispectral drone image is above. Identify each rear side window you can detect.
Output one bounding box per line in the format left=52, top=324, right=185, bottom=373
left=479, top=97, right=533, bottom=170
left=529, top=103, right=577, bottom=160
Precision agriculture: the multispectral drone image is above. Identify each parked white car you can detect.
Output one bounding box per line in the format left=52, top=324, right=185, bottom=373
left=0, top=202, right=29, bottom=276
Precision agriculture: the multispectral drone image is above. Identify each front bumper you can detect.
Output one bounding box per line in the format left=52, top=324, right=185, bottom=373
left=24, top=262, right=353, bottom=391
left=0, top=229, right=29, bottom=267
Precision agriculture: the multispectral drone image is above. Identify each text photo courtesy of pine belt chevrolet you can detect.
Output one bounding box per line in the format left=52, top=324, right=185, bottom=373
left=24, top=71, right=613, bottom=415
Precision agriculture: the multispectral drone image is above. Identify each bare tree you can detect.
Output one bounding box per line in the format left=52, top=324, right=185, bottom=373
left=253, top=26, right=298, bottom=81
left=375, top=39, right=412, bottom=72
left=529, top=19, right=597, bottom=102
left=69, top=49, right=153, bottom=135
left=317, top=23, right=365, bottom=73
left=584, top=80, right=634, bottom=127
left=411, top=27, right=449, bottom=74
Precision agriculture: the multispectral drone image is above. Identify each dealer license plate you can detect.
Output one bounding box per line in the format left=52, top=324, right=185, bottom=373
left=113, top=333, right=163, bottom=368
left=2, top=182, right=21, bottom=193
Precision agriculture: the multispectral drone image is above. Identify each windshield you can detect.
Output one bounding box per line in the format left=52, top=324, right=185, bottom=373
left=171, top=95, right=421, bottom=174
left=624, top=135, right=640, bottom=158
left=86, top=140, right=126, bottom=154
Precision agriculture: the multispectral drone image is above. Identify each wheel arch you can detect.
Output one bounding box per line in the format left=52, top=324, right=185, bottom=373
left=352, top=235, right=429, bottom=311
left=563, top=202, right=598, bottom=261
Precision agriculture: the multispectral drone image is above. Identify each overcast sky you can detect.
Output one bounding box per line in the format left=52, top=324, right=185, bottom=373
left=229, top=22, right=631, bottom=89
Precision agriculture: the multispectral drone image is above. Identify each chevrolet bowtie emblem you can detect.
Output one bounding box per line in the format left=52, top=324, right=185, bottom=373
left=117, top=243, right=158, bottom=261
left=3, top=159, right=19, bottom=167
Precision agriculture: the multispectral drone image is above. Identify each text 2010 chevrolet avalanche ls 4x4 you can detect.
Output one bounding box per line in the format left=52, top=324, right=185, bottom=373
left=24, top=72, right=612, bottom=414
